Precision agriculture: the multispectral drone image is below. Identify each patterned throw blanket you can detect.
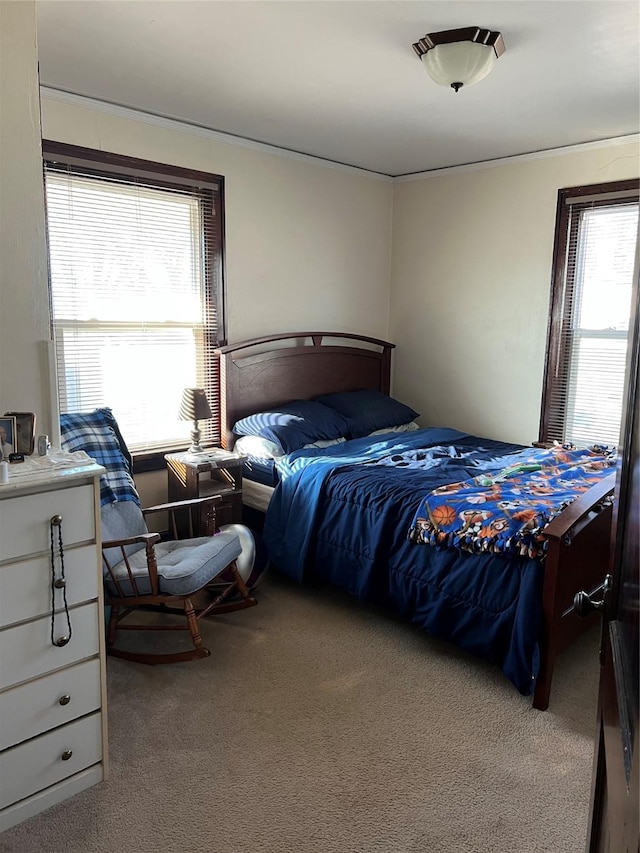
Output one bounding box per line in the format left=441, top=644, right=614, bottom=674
left=408, top=445, right=615, bottom=559
left=60, top=408, right=140, bottom=507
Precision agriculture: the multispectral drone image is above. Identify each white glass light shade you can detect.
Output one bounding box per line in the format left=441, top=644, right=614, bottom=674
left=421, top=41, right=497, bottom=89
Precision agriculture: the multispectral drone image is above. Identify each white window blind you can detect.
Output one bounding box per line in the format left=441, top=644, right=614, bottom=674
left=43, top=149, right=224, bottom=454
left=541, top=184, right=639, bottom=447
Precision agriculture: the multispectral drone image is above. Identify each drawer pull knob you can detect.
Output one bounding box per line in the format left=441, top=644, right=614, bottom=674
left=61, top=750, right=73, bottom=761
left=51, top=515, right=63, bottom=526
left=55, top=636, right=70, bottom=647
left=59, top=694, right=71, bottom=706
left=54, top=578, right=66, bottom=589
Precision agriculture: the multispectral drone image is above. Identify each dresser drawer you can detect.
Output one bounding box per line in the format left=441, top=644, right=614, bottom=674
left=0, top=603, right=99, bottom=690
left=0, top=659, right=101, bottom=750
left=0, top=712, right=102, bottom=809
left=0, top=545, right=100, bottom=628
left=0, top=484, right=96, bottom=563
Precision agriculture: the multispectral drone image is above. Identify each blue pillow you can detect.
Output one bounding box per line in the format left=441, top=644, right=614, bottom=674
left=233, top=400, right=351, bottom=455
left=315, top=389, right=419, bottom=438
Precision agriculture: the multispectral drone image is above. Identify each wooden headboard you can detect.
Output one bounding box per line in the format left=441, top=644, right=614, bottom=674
left=216, top=331, right=395, bottom=448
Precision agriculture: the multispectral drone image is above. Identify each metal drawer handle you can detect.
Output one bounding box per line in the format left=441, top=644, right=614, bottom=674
left=61, top=750, right=73, bottom=761
left=59, top=694, right=71, bottom=706
left=55, top=636, right=70, bottom=647
left=54, top=578, right=66, bottom=589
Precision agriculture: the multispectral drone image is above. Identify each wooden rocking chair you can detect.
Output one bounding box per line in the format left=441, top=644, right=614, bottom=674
left=60, top=408, right=257, bottom=664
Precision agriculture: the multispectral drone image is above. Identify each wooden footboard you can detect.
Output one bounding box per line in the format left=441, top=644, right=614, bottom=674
left=534, top=471, right=616, bottom=710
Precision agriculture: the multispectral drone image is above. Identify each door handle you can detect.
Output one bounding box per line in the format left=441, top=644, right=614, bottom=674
left=573, top=574, right=612, bottom=618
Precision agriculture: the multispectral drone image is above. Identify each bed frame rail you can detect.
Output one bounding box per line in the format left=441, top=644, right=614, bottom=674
left=534, top=471, right=616, bottom=710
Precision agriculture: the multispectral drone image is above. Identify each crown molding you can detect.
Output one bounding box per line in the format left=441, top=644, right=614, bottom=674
left=394, top=134, right=640, bottom=182
left=40, top=86, right=638, bottom=183
left=39, top=86, right=394, bottom=183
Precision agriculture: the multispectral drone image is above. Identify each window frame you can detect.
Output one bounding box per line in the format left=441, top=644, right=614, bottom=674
left=538, top=178, right=639, bottom=447
left=42, top=141, right=227, bottom=473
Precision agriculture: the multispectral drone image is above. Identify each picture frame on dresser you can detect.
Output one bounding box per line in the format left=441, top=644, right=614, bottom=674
left=0, top=416, right=16, bottom=459
left=3, top=412, right=36, bottom=455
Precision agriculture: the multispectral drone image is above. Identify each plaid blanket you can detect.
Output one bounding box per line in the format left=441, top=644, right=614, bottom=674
left=408, top=445, right=615, bottom=559
left=60, top=408, right=140, bottom=507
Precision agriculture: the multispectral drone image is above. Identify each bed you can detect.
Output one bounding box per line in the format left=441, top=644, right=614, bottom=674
left=216, top=331, right=615, bottom=710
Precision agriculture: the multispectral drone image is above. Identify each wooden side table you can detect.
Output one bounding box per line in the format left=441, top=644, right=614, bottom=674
left=165, top=450, right=244, bottom=534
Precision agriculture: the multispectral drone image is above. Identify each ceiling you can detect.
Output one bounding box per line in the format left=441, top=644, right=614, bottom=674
left=36, top=1, right=640, bottom=177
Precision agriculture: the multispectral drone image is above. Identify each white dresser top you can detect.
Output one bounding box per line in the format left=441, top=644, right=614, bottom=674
left=0, top=451, right=104, bottom=497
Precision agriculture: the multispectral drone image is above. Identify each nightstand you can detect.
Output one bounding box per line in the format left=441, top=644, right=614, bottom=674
left=165, top=450, right=244, bottom=534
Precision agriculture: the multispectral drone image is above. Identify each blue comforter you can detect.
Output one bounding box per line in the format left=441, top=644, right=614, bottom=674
left=263, top=428, right=546, bottom=695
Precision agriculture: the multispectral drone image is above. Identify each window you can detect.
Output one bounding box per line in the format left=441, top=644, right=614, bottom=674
left=42, top=142, right=225, bottom=465
left=539, top=179, right=639, bottom=447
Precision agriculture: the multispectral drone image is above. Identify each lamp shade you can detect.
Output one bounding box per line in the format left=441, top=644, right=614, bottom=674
left=413, top=27, right=505, bottom=92
left=179, top=388, right=212, bottom=422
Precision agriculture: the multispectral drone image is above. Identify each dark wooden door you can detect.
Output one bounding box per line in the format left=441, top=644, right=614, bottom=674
left=585, top=274, right=639, bottom=853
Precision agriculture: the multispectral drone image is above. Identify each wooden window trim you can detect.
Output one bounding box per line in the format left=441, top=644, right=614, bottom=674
left=538, top=178, right=640, bottom=445
left=42, top=141, right=227, bottom=472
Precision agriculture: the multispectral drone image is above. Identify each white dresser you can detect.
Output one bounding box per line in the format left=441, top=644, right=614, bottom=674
left=0, top=458, right=108, bottom=832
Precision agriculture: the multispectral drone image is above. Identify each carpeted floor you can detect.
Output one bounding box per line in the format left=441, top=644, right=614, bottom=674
left=0, top=571, right=600, bottom=853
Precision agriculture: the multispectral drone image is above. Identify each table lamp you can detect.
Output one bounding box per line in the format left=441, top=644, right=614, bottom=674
left=179, top=388, right=212, bottom=454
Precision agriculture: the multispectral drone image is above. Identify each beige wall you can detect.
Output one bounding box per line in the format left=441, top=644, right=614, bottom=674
left=39, top=96, right=394, bottom=346
left=0, top=2, right=54, bottom=436
left=390, top=143, right=640, bottom=446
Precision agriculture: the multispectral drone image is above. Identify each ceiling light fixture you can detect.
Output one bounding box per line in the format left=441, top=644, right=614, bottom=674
left=412, top=26, right=505, bottom=93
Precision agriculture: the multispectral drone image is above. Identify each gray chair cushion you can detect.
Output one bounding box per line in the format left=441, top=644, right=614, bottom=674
left=104, top=531, right=243, bottom=597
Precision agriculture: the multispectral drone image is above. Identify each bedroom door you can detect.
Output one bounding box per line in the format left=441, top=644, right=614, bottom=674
left=585, top=270, right=639, bottom=853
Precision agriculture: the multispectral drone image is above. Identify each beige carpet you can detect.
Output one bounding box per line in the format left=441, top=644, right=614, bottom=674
left=0, top=572, right=600, bottom=853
